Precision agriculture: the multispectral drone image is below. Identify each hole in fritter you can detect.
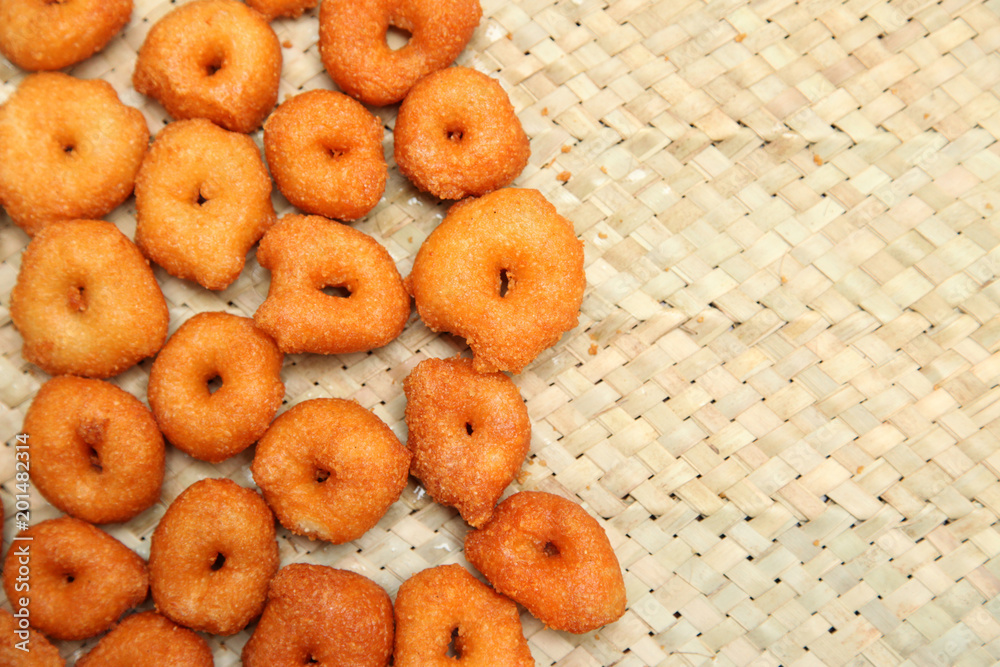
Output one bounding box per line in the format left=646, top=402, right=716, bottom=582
left=207, top=375, right=223, bottom=395
left=210, top=553, right=226, bottom=571
left=315, top=468, right=331, bottom=483
left=322, top=285, right=351, bottom=298
left=543, top=541, right=560, bottom=557
left=68, top=285, right=87, bottom=312
left=385, top=25, right=411, bottom=51
left=499, top=269, right=511, bottom=297
left=465, top=423, right=474, bottom=436
left=446, top=627, right=462, bottom=658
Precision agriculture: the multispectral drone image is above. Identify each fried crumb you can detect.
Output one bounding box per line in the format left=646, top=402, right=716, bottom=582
left=734, top=33, right=747, bottom=42
left=813, top=539, right=820, bottom=546
left=556, top=171, right=571, bottom=182
left=600, top=165, right=608, bottom=174
left=781, top=275, right=788, bottom=283
left=923, top=113, right=930, bottom=119
left=856, top=466, right=864, bottom=474
left=813, top=154, right=823, bottom=166
left=541, top=107, right=549, bottom=116
left=598, top=231, right=607, bottom=239
left=589, top=343, right=598, bottom=355
left=282, top=40, right=292, bottom=48
left=506, top=32, right=513, bottom=40
left=561, top=145, right=571, bottom=153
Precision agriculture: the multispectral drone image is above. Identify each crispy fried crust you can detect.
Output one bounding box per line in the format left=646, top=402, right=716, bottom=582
left=76, top=612, right=213, bottom=667
left=135, top=118, right=276, bottom=290
left=319, top=0, right=482, bottom=106
left=464, top=491, right=627, bottom=634
left=0, top=73, right=148, bottom=236
left=149, top=479, right=280, bottom=636
left=24, top=376, right=164, bottom=524
left=395, top=66, right=530, bottom=200
left=406, top=188, right=585, bottom=373
left=251, top=398, right=411, bottom=544
left=394, top=564, right=533, bottom=667
left=243, top=564, right=394, bottom=667
left=264, top=90, right=386, bottom=221
left=245, top=0, right=317, bottom=21
left=10, top=220, right=168, bottom=378
left=0, top=0, right=131, bottom=71
left=147, top=312, right=284, bottom=463
left=0, top=609, right=64, bottom=666
left=403, top=356, right=530, bottom=527
left=133, top=0, right=281, bottom=133
left=2, top=517, right=149, bottom=641
left=254, top=215, right=411, bottom=354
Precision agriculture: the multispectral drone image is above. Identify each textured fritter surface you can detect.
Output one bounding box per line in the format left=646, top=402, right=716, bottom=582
left=406, top=188, right=586, bottom=373
left=403, top=356, right=530, bottom=527
left=394, top=564, right=533, bottom=667
left=319, top=0, right=482, bottom=106
left=464, top=491, right=627, bottom=634
left=76, top=612, right=214, bottom=667
left=135, top=118, right=276, bottom=290
left=0, top=73, right=148, bottom=236
left=0, top=0, right=131, bottom=71
left=264, top=90, right=386, bottom=221
left=10, top=220, right=168, bottom=378
left=243, top=564, right=394, bottom=667
left=2, top=516, right=149, bottom=641
left=147, top=312, right=284, bottom=463
left=132, top=0, right=281, bottom=133
left=24, top=376, right=164, bottom=524
left=251, top=398, right=411, bottom=544
left=254, top=214, right=411, bottom=354
left=149, top=478, right=280, bottom=636
left=245, top=0, right=316, bottom=20
left=0, top=609, right=64, bottom=666
left=395, top=66, right=530, bottom=200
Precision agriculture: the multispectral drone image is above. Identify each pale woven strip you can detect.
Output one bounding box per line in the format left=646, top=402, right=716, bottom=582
left=2, top=0, right=1000, bottom=665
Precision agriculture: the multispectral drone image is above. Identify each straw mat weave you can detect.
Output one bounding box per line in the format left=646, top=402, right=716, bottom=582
left=2, top=0, right=1000, bottom=664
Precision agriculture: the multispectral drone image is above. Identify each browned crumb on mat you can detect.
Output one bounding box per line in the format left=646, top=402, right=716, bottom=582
left=588, top=343, right=598, bottom=355
left=857, top=466, right=865, bottom=474
left=561, top=145, right=571, bottom=153
left=541, top=107, right=549, bottom=116
left=813, top=154, right=823, bottom=165
left=600, top=165, right=608, bottom=174
left=282, top=40, right=292, bottom=48
left=557, top=171, right=571, bottom=182
left=598, top=231, right=608, bottom=239
left=734, top=33, right=746, bottom=42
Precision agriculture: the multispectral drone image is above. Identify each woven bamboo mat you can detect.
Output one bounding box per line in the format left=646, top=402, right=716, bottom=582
left=3, top=0, right=1000, bottom=664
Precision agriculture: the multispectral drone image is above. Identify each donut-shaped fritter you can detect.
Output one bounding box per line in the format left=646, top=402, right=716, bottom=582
left=464, top=491, right=626, bottom=634
left=147, top=312, right=284, bottom=463
left=149, top=478, right=280, bottom=636
left=0, top=73, right=148, bottom=236
left=245, top=0, right=317, bottom=20
left=394, top=564, right=533, bottom=667
left=263, top=90, right=386, bottom=221
left=242, top=564, right=394, bottom=667
left=0, top=609, right=63, bottom=667
left=0, top=0, right=131, bottom=71
left=319, top=0, right=482, bottom=106
left=395, top=67, right=530, bottom=200
left=254, top=215, right=410, bottom=355
left=135, top=118, right=276, bottom=290
left=406, top=188, right=585, bottom=373
left=132, top=0, right=282, bottom=133
left=24, top=376, right=164, bottom=524
left=75, top=612, right=214, bottom=667
left=403, top=357, right=530, bottom=527
left=10, top=220, right=169, bottom=378
left=251, top=398, right=411, bottom=544
left=2, top=516, right=149, bottom=641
